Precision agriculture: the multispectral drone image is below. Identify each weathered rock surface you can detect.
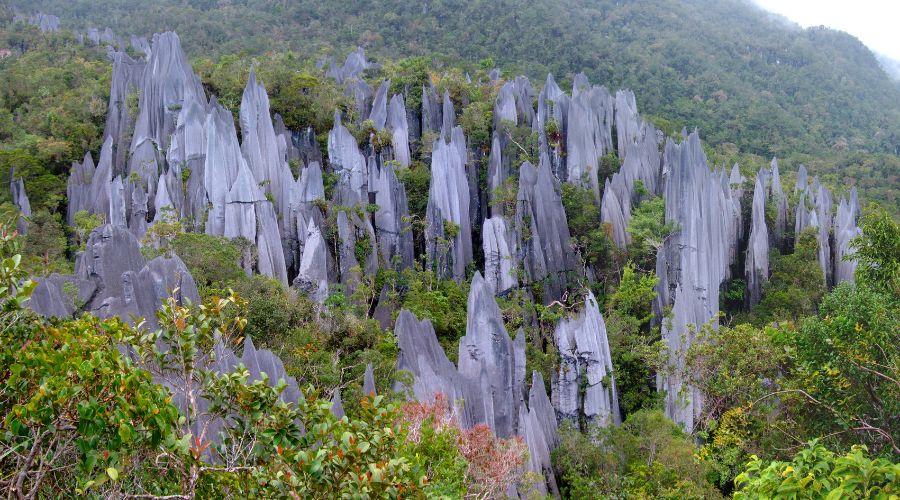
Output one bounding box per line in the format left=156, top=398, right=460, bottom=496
left=833, top=188, right=861, bottom=284
left=654, top=132, right=741, bottom=432
left=9, top=169, right=31, bottom=234
left=482, top=216, right=517, bottom=293
left=745, top=171, right=769, bottom=307
left=372, top=161, right=414, bottom=270
left=292, top=219, right=329, bottom=303
left=425, top=127, right=472, bottom=281
left=515, top=155, right=578, bottom=303
left=552, top=291, right=620, bottom=425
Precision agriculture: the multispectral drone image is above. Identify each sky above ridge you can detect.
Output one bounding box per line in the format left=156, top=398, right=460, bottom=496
left=753, top=0, right=900, bottom=60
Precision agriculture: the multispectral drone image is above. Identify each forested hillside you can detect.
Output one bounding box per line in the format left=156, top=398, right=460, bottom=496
left=0, top=3, right=898, bottom=499
left=15, top=0, right=900, bottom=157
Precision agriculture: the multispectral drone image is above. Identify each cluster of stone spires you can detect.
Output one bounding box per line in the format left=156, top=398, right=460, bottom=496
left=9, top=22, right=866, bottom=496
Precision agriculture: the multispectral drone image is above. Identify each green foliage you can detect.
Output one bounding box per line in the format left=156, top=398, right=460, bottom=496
left=397, top=268, right=469, bottom=360
left=787, top=282, right=899, bottom=454
left=168, top=232, right=247, bottom=290
left=734, top=440, right=900, bottom=499
left=562, top=182, right=614, bottom=271
left=72, top=209, right=102, bottom=250
left=850, top=205, right=900, bottom=295
left=745, top=227, right=826, bottom=325
left=552, top=410, right=721, bottom=499
left=606, top=263, right=661, bottom=416
left=627, top=194, right=678, bottom=264
left=21, top=208, right=69, bottom=275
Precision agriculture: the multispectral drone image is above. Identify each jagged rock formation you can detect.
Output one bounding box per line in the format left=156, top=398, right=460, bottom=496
left=833, top=187, right=861, bottom=284
left=325, top=47, right=376, bottom=84
left=387, top=94, right=411, bottom=166
left=28, top=225, right=198, bottom=329
left=552, top=292, right=620, bottom=426
left=482, top=216, right=517, bottom=293
left=9, top=169, right=31, bottom=234
left=458, top=273, right=519, bottom=438
left=768, top=158, right=788, bottom=250
left=536, top=74, right=570, bottom=181
left=425, top=126, right=472, bottom=281
left=515, top=155, right=578, bottom=303
left=654, top=132, right=742, bottom=432
left=566, top=76, right=614, bottom=201
left=372, top=161, right=414, bottom=270
left=745, top=171, right=769, bottom=307
left=362, top=363, right=377, bottom=397
left=328, top=111, right=368, bottom=199
left=13, top=12, right=60, bottom=32
left=293, top=219, right=329, bottom=303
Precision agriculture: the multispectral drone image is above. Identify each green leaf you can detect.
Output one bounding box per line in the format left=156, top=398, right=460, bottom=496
left=106, top=467, right=119, bottom=480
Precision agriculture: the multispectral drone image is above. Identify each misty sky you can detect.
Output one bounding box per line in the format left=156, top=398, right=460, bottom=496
left=754, top=0, right=900, bottom=60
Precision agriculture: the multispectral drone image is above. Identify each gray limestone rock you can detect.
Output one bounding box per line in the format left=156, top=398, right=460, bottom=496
left=552, top=291, right=620, bottom=425
left=655, top=132, right=742, bottom=432
left=537, top=74, right=570, bottom=181
left=769, top=158, right=788, bottom=251
left=421, top=84, right=442, bottom=134
left=204, top=101, right=243, bottom=236
left=292, top=219, right=329, bottom=303
left=515, top=154, right=578, bottom=304
left=386, top=94, right=411, bottom=167
left=331, top=389, right=345, bottom=419
left=370, top=80, right=391, bottom=130
left=457, top=272, right=518, bottom=438
left=328, top=111, right=368, bottom=199
left=482, top=216, right=517, bottom=294
left=103, top=50, right=144, bottom=176
left=326, top=47, right=376, bottom=84
left=9, top=169, right=31, bottom=234
left=372, top=161, right=414, bottom=270
left=566, top=80, right=614, bottom=201
left=362, top=363, right=377, bottom=398
left=67, top=152, right=96, bottom=226
left=425, top=128, right=473, bottom=281
left=745, top=172, right=769, bottom=307
left=833, top=189, right=861, bottom=284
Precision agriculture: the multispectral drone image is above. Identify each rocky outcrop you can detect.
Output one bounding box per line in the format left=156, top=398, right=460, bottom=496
left=14, top=12, right=60, bottom=32
left=482, top=216, right=517, bottom=293
left=9, top=169, right=31, bottom=234
left=29, top=225, right=199, bottom=330
left=654, top=132, right=741, bottom=432
left=566, top=77, right=614, bottom=201
left=67, top=152, right=96, bottom=226
left=372, top=161, right=414, bottom=270
left=458, top=273, right=518, bottom=438
left=769, top=158, right=788, bottom=251
left=325, top=47, right=376, bottom=84
left=328, top=111, right=368, bottom=200
left=515, top=154, right=578, bottom=303
left=387, top=94, right=411, bottom=167
left=552, top=291, right=620, bottom=426
left=425, top=127, right=473, bottom=281
left=537, top=74, right=570, bottom=181
left=104, top=50, right=144, bottom=176
left=833, top=188, right=861, bottom=284
left=745, top=172, right=769, bottom=307
left=293, top=219, right=329, bottom=303
left=369, top=80, right=390, bottom=131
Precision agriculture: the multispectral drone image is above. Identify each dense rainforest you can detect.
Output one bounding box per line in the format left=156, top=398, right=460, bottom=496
left=0, top=2, right=898, bottom=498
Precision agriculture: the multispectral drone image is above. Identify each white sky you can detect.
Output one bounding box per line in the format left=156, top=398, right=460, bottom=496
left=753, top=0, right=900, bottom=60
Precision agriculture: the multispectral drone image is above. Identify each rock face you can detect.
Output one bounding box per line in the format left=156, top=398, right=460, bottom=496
left=372, top=161, right=414, bottom=270
left=552, top=292, right=620, bottom=426
left=425, top=127, right=472, bottom=281
left=293, top=219, right=329, bottom=303
left=482, top=216, right=517, bottom=293
left=325, top=47, right=376, bottom=84
left=328, top=111, right=368, bottom=199
left=515, top=155, right=578, bottom=303
left=566, top=77, right=614, bottom=201
left=768, top=158, right=788, bottom=251
left=104, top=50, right=144, bottom=176
left=387, top=94, right=411, bottom=167
left=9, top=169, right=31, bottom=234
left=745, top=171, right=769, bottom=307
left=457, top=273, right=518, bottom=438
left=833, top=188, right=861, bottom=284
left=537, top=74, right=570, bottom=181
left=28, top=225, right=199, bottom=330
left=394, top=278, right=561, bottom=493
left=654, top=132, right=741, bottom=432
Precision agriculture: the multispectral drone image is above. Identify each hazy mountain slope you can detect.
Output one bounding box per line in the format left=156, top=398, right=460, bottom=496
left=15, top=0, right=900, bottom=159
